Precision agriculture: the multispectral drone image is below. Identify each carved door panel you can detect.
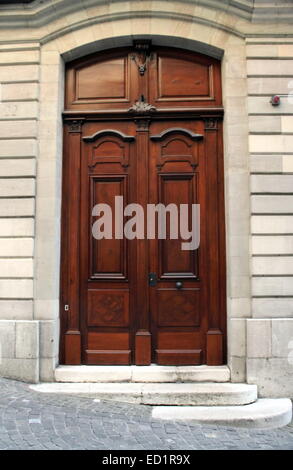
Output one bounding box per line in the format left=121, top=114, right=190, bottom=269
left=65, top=48, right=140, bottom=112
left=148, top=121, right=208, bottom=365
left=148, top=47, right=222, bottom=109
left=79, top=122, right=137, bottom=365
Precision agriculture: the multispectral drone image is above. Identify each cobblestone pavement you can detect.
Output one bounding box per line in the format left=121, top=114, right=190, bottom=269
left=0, top=377, right=292, bottom=450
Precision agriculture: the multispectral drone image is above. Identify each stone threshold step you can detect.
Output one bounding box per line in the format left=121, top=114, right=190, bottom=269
left=152, top=399, right=293, bottom=430
left=55, top=365, right=231, bottom=383
left=30, top=382, right=257, bottom=406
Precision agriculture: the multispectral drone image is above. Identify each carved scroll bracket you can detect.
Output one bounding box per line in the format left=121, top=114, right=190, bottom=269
left=135, top=118, right=151, bottom=132
left=204, top=118, right=219, bottom=131
left=66, top=119, right=84, bottom=133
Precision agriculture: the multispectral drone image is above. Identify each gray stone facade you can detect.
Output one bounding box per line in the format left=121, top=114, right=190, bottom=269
left=0, top=0, right=292, bottom=397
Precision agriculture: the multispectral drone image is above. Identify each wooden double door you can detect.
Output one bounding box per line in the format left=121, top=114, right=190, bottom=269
left=61, top=45, right=226, bottom=366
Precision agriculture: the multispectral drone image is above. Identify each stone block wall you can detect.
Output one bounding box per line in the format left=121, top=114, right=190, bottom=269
left=0, top=43, right=39, bottom=382
left=0, top=42, right=59, bottom=382
left=246, top=39, right=293, bottom=397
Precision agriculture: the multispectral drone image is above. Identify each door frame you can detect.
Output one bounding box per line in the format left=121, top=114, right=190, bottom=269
left=59, top=47, right=226, bottom=366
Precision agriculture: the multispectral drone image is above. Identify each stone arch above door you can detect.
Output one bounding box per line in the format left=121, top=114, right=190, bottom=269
left=34, top=20, right=250, bottom=380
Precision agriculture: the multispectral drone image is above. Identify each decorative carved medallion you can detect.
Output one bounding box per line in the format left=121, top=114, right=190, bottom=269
left=131, top=39, right=152, bottom=76
left=96, top=294, right=125, bottom=324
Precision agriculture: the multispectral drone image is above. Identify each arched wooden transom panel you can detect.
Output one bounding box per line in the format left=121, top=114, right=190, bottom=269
left=65, top=47, right=222, bottom=111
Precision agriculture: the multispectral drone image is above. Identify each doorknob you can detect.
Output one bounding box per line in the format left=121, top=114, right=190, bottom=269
left=175, top=281, right=183, bottom=290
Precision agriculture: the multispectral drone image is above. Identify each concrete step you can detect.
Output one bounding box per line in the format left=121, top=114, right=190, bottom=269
left=30, top=382, right=257, bottom=406
left=55, top=365, right=231, bottom=383
left=152, top=399, right=293, bottom=429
